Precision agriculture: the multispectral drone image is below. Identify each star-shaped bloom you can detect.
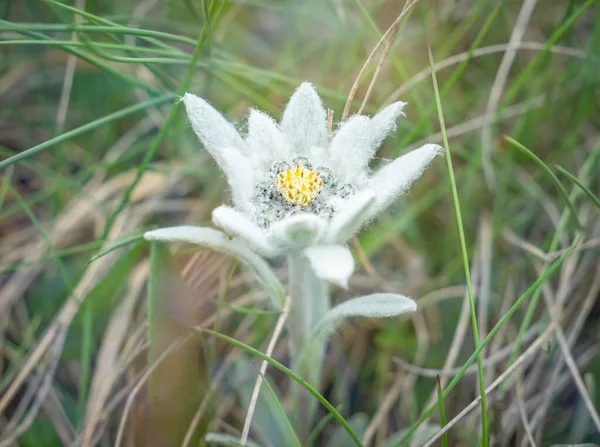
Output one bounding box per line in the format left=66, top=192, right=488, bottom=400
left=145, top=83, right=441, bottom=288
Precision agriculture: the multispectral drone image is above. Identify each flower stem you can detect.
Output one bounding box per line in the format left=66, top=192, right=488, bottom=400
left=287, top=254, right=331, bottom=437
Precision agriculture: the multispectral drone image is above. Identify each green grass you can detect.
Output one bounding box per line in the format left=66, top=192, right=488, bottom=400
left=428, top=42, right=488, bottom=446
left=1, top=1, right=599, bottom=446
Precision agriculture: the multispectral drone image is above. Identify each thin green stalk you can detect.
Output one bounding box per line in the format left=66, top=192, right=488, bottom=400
left=428, top=44, right=488, bottom=445
left=436, top=376, right=448, bottom=447
left=0, top=94, right=174, bottom=169
left=0, top=20, right=163, bottom=92
left=39, top=0, right=187, bottom=51
left=41, top=0, right=182, bottom=90
left=86, top=234, right=145, bottom=265
left=0, top=39, right=190, bottom=56
left=556, top=165, right=600, bottom=211
left=197, top=327, right=364, bottom=447
left=0, top=22, right=198, bottom=46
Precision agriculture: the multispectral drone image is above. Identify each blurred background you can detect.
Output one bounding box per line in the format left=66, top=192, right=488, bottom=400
left=0, top=0, right=599, bottom=446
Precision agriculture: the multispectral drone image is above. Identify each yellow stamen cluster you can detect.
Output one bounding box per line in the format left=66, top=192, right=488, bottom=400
left=275, top=164, right=323, bottom=206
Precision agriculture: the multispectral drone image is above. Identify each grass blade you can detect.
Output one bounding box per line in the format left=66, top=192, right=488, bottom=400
left=436, top=376, right=448, bottom=447
left=197, top=327, right=364, bottom=447
left=556, top=165, right=600, bottom=211
left=86, top=234, right=145, bottom=265
left=428, top=43, right=489, bottom=446
left=505, top=136, right=583, bottom=229
left=0, top=95, right=174, bottom=169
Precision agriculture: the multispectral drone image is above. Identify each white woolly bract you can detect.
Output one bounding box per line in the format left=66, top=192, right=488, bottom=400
left=143, top=226, right=285, bottom=308
left=316, top=293, right=417, bottom=334
left=303, top=245, right=354, bottom=289
left=280, top=82, right=328, bottom=154
left=162, top=83, right=442, bottom=285
left=269, top=213, right=327, bottom=252
left=211, top=205, right=278, bottom=258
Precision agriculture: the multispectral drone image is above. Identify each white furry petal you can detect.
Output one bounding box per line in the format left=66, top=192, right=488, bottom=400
left=366, top=144, right=443, bottom=220
left=212, top=205, right=279, bottom=258
left=314, top=293, right=417, bottom=335
left=144, top=226, right=285, bottom=308
left=219, top=148, right=255, bottom=210
left=303, top=245, right=354, bottom=289
left=325, top=189, right=376, bottom=243
left=328, top=115, right=372, bottom=183
left=182, top=93, right=246, bottom=166
left=247, top=109, right=291, bottom=168
left=370, top=101, right=406, bottom=148
left=280, top=82, right=328, bottom=154
left=269, top=213, right=327, bottom=252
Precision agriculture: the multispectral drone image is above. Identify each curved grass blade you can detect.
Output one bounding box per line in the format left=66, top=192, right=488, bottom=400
left=505, top=136, right=582, bottom=230
left=556, top=165, right=600, bottom=211
left=196, top=327, right=364, bottom=447
left=0, top=39, right=189, bottom=56
left=0, top=95, right=174, bottom=170
left=86, top=234, right=145, bottom=265
left=0, top=20, right=163, bottom=93
left=1, top=22, right=197, bottom=46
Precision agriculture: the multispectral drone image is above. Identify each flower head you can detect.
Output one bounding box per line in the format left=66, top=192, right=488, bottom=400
left=145, top=83, right=441, bottom=287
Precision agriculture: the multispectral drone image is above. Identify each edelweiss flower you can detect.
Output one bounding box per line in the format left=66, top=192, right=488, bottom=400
left=145, top=83, right=441, bottom=288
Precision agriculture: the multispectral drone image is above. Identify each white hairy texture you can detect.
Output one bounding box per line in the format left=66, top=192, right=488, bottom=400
left=328, top=115, right=372, bottom=183
left=280, top=83, right=328, bottom=155
left=296, top=293, right=416, bottom=379
left=320, top=293, right=416, bottom=326
left=166, top=84, right=441, bottom=279
left=182, top=93, right=245, bottom=169
left=219, top=148, right=255, bottom=210
left=370, top=101, right=407, bottom=148
left=269, top=214, right=327, bottom=252
left=303, top=245, right=354, bottom=289
left=246, top=109, right=291, bottom=168
left=212, top=205, right=279, bottom=258
left=325, top=189, right=375, bottom=244
left=365, top=144, right=443, bottom=222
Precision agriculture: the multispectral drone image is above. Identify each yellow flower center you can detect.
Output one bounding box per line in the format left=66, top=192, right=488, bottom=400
left=275, top=164, right=323, bottom=206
